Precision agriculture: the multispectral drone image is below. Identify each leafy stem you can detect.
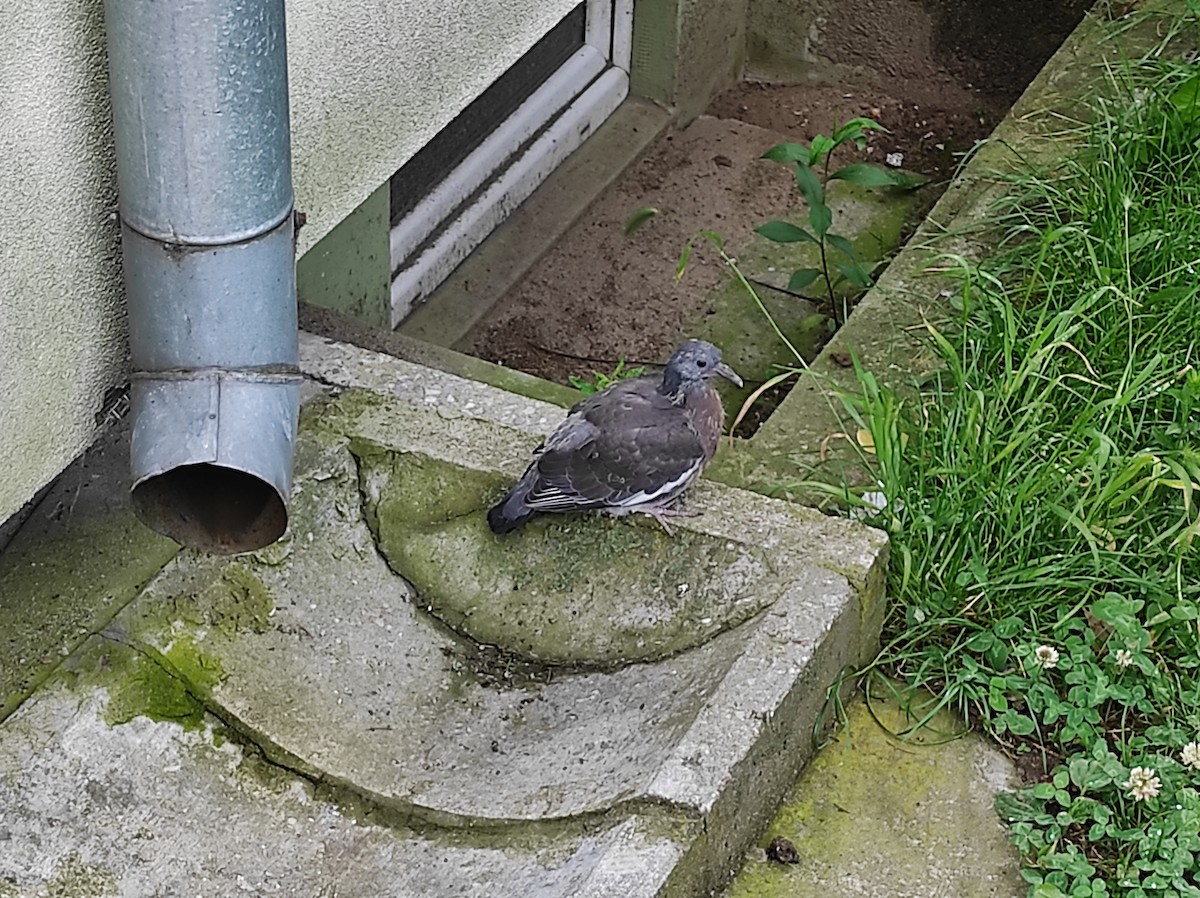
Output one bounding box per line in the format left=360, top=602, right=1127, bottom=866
left=756, top=117, right=926, bottom=327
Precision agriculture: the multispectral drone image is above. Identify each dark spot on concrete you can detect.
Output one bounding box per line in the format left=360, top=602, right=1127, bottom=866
left=766, top=835, right=800, bottom=864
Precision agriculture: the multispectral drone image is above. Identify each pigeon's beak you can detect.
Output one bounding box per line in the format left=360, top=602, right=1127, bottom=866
left=715, top=361, right=743, bottom=388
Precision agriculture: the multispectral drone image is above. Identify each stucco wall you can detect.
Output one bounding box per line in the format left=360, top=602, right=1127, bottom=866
left=0, top=1, right=126, bottom=524
left=0, top=0, right=577, bottom=524
left=288, top=0, right=578, bottom=255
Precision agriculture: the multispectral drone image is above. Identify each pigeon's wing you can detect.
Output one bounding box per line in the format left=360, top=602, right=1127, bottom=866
left=524, top=378, right=705, bottom=512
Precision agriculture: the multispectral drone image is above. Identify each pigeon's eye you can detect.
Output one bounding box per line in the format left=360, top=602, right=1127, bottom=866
left=696, top=359, right=707, bottom=368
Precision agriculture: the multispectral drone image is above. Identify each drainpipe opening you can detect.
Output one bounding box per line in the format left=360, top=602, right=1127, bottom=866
left=105, top=0, right=300, bottom=556
left=132, top=464, right=287, bottom=555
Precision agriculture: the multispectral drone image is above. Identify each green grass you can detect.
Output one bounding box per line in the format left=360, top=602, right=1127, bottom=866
left=829, top=53, right=1200, bottom=898
left=567, top=357, right=646, bottom=395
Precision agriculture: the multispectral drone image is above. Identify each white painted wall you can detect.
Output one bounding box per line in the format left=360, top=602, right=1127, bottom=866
left=0, top=1, right=126, bottom=524
left=288, top=0, right=579, bottom=255
left=0, top=0, right=581, bottom=524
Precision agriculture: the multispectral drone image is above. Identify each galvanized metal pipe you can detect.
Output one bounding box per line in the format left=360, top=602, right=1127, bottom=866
left=105, top=0, right=301, bottom=554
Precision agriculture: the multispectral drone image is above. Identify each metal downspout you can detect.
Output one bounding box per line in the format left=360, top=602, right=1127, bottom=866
left=104, top=0, right=302, bottom=555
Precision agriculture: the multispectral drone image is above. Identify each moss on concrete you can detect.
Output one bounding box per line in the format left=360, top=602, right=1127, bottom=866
left=39, top=852, right=118, bottom=898
left=160, top=634, right=226, bottom=698
left=694, top=276, right=828, bottom=418
left=726, top=685, right=1022, bottom=898
left=132, top=561, right=275, bottom=648
left=0, top=499, right=179, bottom=724
left=350, top=438, right=779, bottom=666
left=103, top=645, right=206, bottom=729
left=40, top=551, right=253, bottom=731
left=68, top=630, right=226, bottom=730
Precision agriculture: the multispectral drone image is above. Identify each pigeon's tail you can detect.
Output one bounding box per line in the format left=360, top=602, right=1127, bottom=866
left=488, top=478, right=537, bottom=534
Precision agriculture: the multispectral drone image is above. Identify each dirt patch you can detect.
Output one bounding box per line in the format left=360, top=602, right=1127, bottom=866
left=458, top=1, right=1093, bottom=386
left=457, top=110, right=931, bottom=388
left=707, top=82, right=992, bottom=184
left=724, top=0, right=1096, bottom=180
left=459, top=116, right=808, bottom=384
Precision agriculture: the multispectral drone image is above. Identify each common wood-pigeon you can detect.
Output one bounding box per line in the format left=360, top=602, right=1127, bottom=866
left=488, top=340, right=742, bottom=534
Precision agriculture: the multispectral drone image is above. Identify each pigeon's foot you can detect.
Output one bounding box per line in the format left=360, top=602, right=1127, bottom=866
left=636, top=503, right=700, bottom=536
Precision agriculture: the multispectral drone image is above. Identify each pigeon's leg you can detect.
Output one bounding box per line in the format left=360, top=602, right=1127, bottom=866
left=637, top=502, right=700, bottom=536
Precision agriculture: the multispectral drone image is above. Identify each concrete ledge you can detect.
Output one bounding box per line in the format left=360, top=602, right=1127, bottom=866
left=0, top=658, right=691, bottom=897
left=300, top=314, right=582, bottom=409
left=0, top=335, right=887, bottom=897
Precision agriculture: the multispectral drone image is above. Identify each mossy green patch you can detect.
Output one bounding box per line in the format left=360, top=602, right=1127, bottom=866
left=39, top=853, right=118, bottom=898
left=94, top=633, right=223, bottom=729
left=161, top=634, right=226, bottom=696
left=351, top=439, right=779, bottom=666
left=312, top=387, right=405, bottom=439
left=351, top=437, right=501, bottom=527
left=104, top=648, right=205, bottom=728
left=726, top=685, right=1021, bottom=898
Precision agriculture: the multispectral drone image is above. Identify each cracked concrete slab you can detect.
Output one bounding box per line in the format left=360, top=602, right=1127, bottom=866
left=114, top=431, right=783, bottom=825
left=0, top=640, right=688, bottom=898
left=0, top=334, right=889, bottom=897
left=0, top=422, right=179, bottom=721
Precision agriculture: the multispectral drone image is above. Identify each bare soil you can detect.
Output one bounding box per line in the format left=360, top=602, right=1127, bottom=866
left=460, top=0, right=1094, bottom=385
left=460, top=116, right=822, bottom=382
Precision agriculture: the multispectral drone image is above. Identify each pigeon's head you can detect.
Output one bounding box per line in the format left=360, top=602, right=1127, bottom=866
left=661, top=340, right=743, bottom=395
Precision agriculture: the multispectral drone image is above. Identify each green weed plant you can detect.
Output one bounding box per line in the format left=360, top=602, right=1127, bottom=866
left=829, top=56, right=1200, bottom=898
left=568, top=357, right=646, bottom=395
left=755, top=118, right=926, bottom=325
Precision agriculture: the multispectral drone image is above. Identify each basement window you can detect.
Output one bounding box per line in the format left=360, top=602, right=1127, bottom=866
left=387, top=0, right=632, bottom=326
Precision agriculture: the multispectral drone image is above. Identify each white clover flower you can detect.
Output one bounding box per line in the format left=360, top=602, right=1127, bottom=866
left=885, top=152, right=904, bottom=168
left=1123, top=767, right=1161, bottom=802
left=1114, top=649, right=1133, bottom=669
left=849, top=486, right=904, bottom=522
left=1033, top=645, right=1060, bottom=670
left=861, top=490, right=888, bottom=511
left=1182, top=742, right=1200, bottom=771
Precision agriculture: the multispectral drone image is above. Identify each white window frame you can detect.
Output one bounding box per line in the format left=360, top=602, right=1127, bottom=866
left=388, top=0, right=634, bottom=326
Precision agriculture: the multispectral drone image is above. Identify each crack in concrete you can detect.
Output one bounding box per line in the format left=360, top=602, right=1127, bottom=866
left=302, top=371, right=346, bottom=393
left=0, top=558, right=180, bottom=727
left=94, top=627, right=702, bottom=844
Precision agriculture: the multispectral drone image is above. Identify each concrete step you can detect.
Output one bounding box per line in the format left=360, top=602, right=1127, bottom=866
left=0, top=334, right=886, bottom=898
